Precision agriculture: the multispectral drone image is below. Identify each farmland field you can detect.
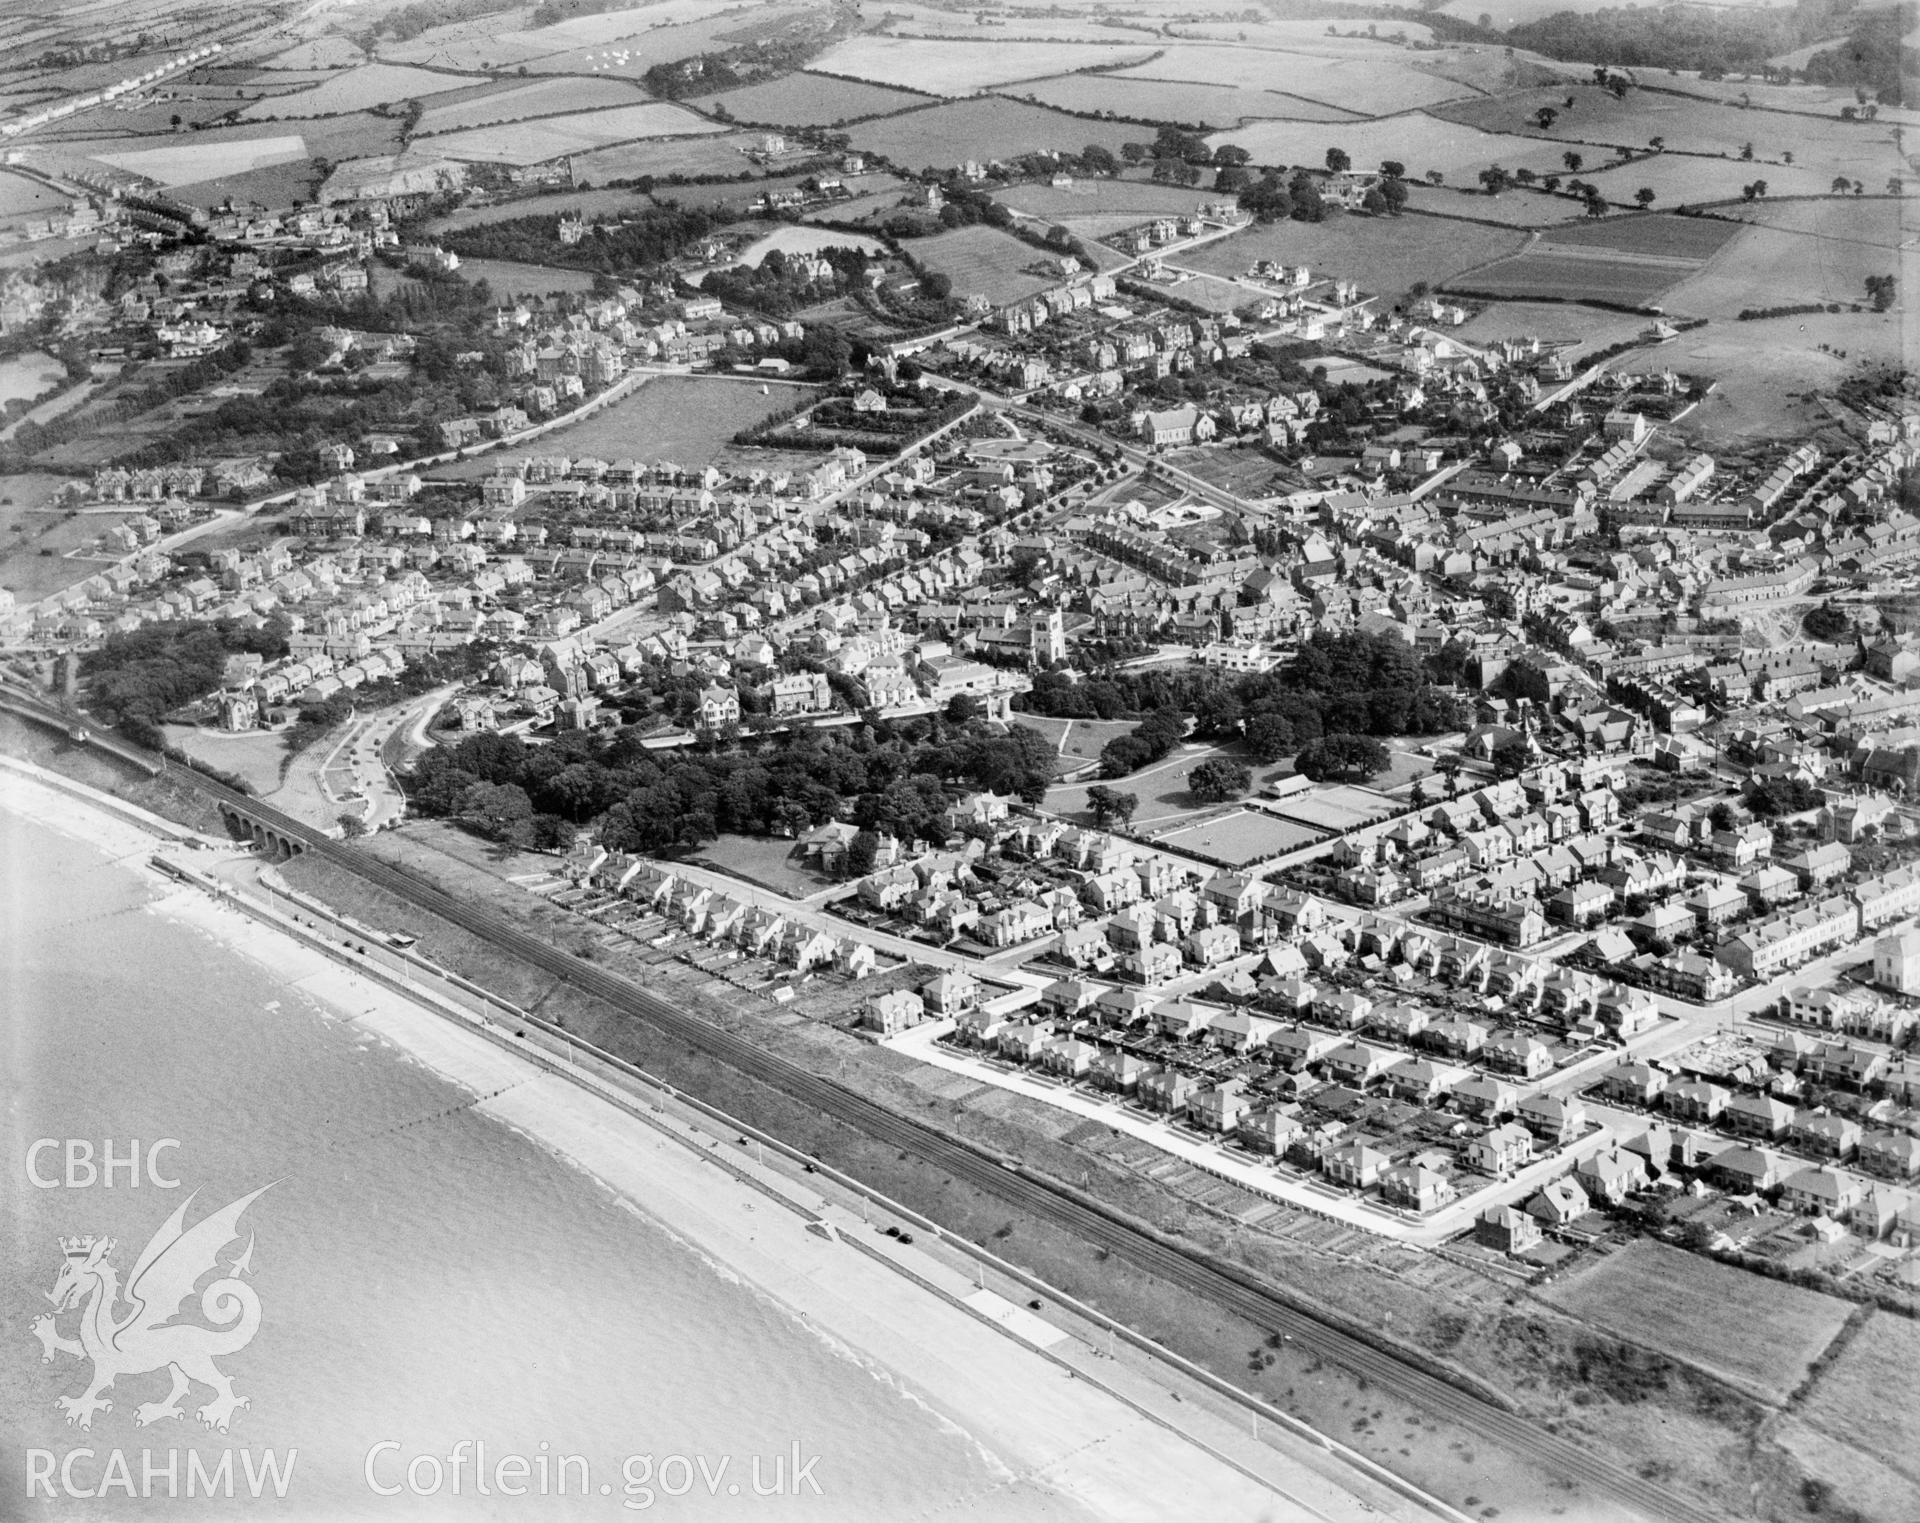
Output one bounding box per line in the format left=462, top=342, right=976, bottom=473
left=1661, top=205, right=1918, bottom=318
left=1527, top=212, right=1743, bottom=261
left=999, top=179, right=1223, bottom=221
left=693, top=72, right=933, bottom=126
left=1796, top=1309, right=1920, bottom=1487
left=1447, top=247, right=1693, bottom=306
left=455, top=258, right=599, bottom=299
left=1176, top=216, right=1527, bottom=303
left=1578, top=153, right=1863, bottom=207
left=429, top=103, right=722, bottom=166
left=433, top=376, right=811, bottom=480
left=1114, top=45, right=1482, bottom=116
left=415, top=76, right=652, bottom=136
left=1208, top=113, right=1568, bottom=185
left=911, top=224, right=1063, bottom=305
left=0, top=171, right=69, bottom=220
left=570, top=133, right=764, bottom=184
left=1452, top=299, right=1652, bottom=356
left=237, top=62, right=475, bottom=119
left=425, top=187, right=650, bottom=234
left=852, top=97, right=1137, bottom=168
left=1536, top=1239, right=1850, bottom=1403
left=811, top=37, right=1158, bottom=95
left=1432, top=81, right=1908, bottom=179
left=1013, top=73, right=1363, bottom=128
left=91, top=133, right=308, bottom=186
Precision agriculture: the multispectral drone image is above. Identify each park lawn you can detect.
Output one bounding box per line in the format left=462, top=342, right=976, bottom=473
left=1177, top=216, right=1526, bottom=304
left=1536, top=1238, right=1851, bottom=1404
left=161, top=724, right=294, bottom=797
left=851, top=97, right=1138, bottom=169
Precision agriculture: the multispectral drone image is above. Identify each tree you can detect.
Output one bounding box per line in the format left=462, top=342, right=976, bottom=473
left=1866, top=274, right=1897, bottom=311
left=1563, top=150, right=1582, bottom=173
left=1294, top=734, right=1390, bottom=783
left=1425, top=169, right=1443, bottom=186
left=1288, top=172, right=1325, bottom=222
left=1477, top=163, right=1512, bottom=196
left=1238, top=173, right=1292, bottom=222
left=1535, top=106, right=1559, bottom=130
left=1833, top=175, right=1853, bottom=194
left=1649, top=136, right=1664, bottom=151
left=1244, top=711, right=1296, bottom=763
left=1490, top=737, right=1531, bottom=778
left=946, top=693, right=982, bottom=722
left=1081, top=144, right=1119, bottom=175
left=1086, top=785, right=1139, bottom=828
left=1213, top=144, right=1251, bottom=167
left=1782, top=150, right=1794, bottom=165
left=1709, top=801, right=1737, bottom=833
left=1188, top=757, right=1251, bottom=803
left=1325, top=146, right=1351, bottom=173
left=1740, top=141, right=1755, bottom=160
left=1378, top=176, right=1408, bottom=215
left=1635, top=187, right=1655, bottom=207
left=1215, top=164, right=1251, bottom=194
left=1380, top=159, right=1405, bottom=178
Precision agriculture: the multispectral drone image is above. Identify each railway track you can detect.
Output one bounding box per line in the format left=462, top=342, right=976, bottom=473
left=2, top=695, right=1726, bottom=1523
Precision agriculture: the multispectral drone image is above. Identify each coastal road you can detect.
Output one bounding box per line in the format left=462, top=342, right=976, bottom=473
left=117, top=776, right=1717, bottom=1523
left=0, top=689, right=1716, bottom=1523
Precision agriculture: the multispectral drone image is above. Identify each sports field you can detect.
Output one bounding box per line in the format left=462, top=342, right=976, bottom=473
left=1537, top=1239, right=1850, bottom=1404
left=1273, top=785, right=1399, bottom=833
left=1155, top=809, right=1325, bottom=864
left=430, top=103, right=721, bottom=166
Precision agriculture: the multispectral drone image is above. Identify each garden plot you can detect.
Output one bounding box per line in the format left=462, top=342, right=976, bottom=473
left=852, top=97, right=1137, bottom=168
left=1208, top=113, right=1567, bottom=185
left=1014, top=74, right=1363, bottom=127
left=694, top=73, right=932, bottom=127
left=92, top=133, right=308, bottom=186
left=1537, top=1239, right=1850, bottom=1404
left=1115, top=45, right=1480, bottom=116
left=810, top=36, right=1158, bottom=95
left=416, top=76, right=651, bottom=136
left=237, top=63, right=476, bottom=119
left=430, top=103, right=722, bottom=166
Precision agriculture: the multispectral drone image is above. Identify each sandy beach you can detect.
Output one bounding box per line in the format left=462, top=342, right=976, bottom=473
left=0, top=762, right=1431, bottom=1523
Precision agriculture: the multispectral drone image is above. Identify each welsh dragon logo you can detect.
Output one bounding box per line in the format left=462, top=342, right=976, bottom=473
left=32, top=1184, right=272, bottom=1433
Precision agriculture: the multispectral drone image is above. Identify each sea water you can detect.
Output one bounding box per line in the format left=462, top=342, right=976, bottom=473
left=2, top=810, right=1077, bottom=1520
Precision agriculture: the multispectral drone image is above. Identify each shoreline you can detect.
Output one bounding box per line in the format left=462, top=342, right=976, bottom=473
left=0, top=766, right=1435, bottom=1523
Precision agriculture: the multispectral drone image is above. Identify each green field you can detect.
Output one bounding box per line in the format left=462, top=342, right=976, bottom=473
left=1533, top=212, right=1743, bottom=260
left=1177, top=216, right=1526, bottom=304
left=1449, top=248, right=1692, bottom=306
left=1013, top=73, right=1362, bottom=128
left=912, top=224, right=1064, bottom=306
left=1155, top=809, right=1326, bottom=864
left=1797, top=1308, right=1920, bottom=1486
left=851, top=97, right=1138, bottom=170
left=695, top=72, right=934, bottom=127
left=810, top=36, right=1157, bottom=95
left=432, top=376, right=812, bottom=479
left=1537, top=1239, right=1851, bottom=1404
